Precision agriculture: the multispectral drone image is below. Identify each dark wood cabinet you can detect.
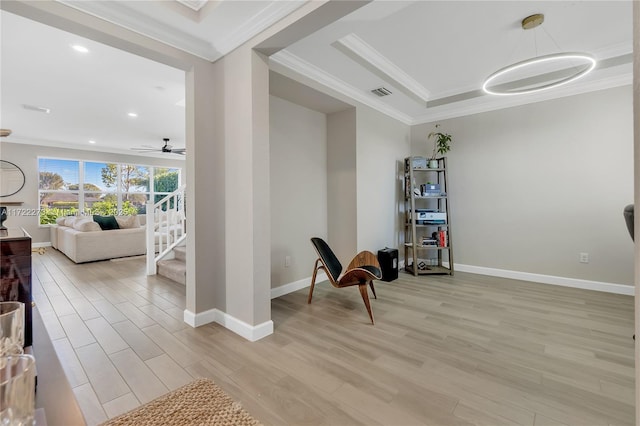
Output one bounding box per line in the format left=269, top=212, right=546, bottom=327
left=0, top=228, right=32, bottom=347
left=0, top=230, right=83, bottom=424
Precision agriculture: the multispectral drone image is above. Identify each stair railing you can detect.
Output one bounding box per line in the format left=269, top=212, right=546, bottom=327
left=146, top=185, right=186, bottom=275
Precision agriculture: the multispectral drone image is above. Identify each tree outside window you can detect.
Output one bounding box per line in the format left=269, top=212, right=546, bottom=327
left=38, top=158, right=181, bottom=224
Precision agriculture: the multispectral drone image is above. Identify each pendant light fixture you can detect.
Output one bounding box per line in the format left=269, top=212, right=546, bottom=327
left=482, top=14, right=597, bottom=96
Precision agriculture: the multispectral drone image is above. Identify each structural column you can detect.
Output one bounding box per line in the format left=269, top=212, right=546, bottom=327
left=211, top=45, right=272, bottom=338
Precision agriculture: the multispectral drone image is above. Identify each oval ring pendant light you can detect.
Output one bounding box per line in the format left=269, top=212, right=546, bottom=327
left=482, top=14, right=597, bottom=96
left=482, top=52, right=596, bottom=96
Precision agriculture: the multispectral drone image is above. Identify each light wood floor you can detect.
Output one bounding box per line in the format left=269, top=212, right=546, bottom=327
left=34, top=249, right=634, bottom=426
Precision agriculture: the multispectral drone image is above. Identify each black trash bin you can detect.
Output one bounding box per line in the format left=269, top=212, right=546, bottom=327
left=377, top=248, right=398, bottom=282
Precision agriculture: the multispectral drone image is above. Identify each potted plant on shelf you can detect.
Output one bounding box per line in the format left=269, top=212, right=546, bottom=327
left=428, top=124, right=452, bottom=168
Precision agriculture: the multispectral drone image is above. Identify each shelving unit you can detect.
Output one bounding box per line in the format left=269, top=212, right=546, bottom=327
left=403, top=156, right=454, bottom=276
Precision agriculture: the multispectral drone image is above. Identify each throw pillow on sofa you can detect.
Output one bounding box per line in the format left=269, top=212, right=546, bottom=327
left=93, top=215, right=120, bottom=231
left=64, top=216, right=77, bottom=227
left=116, top=215, right=141, bottom=229
left=73, top=219, right=101, bottom=232
left=56, top=217, right=67, bottom=226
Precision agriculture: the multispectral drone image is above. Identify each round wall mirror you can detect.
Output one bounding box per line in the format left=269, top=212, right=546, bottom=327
left=0, top=160, right=25, bottom=197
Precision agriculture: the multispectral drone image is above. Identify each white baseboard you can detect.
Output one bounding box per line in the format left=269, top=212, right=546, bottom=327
left=33, top=242, right=52, bottom=248
left=452, top=263, right=634, bottom=295
left=187, top=259, right=632, bottom=341
left=183, top=308, right=274, bottom=342
left=216, top=311, right=273, bottom=342
left=183, top=308, right=216, bottom=327
left=270, top=272, right=328, bottom=299
left=399, top=258, right=632, bottom=295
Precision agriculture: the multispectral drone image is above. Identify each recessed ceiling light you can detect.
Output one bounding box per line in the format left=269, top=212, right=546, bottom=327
left=71, top=44, right=89, bottom=53
left=89, top=140, right=96, bottom=144
left=128, top=112, right=138, bottom=118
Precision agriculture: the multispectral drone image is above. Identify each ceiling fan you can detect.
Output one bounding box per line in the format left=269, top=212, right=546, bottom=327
left=131, top=138, right=185, bottom=155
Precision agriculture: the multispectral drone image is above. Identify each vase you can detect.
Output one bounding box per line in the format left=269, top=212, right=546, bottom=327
left=0, top=354, right=36, bottom=426
left=428, top=159, right=439, bottom=169
left=0, top=302, right=24, bottom=356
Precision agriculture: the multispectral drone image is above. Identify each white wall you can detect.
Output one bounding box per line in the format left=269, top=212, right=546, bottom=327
left=269, top=95, right=328, bottom=288
left=411, top=86, right=634, bottom=285
left=356, top=107, right=411, bottom=254
left=0, top=141, right=184, bottom=243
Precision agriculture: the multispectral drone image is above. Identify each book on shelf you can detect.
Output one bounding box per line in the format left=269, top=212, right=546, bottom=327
left=421, top=237, right=438, bottom=246
left=438, top=230, right=448, bottom=247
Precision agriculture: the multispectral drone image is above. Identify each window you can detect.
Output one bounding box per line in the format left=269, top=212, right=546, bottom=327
left=38, top=159, right=80, bottom=223
left=38, top=158, right=182, bottom=225
left=121, top=164, right=150, bottom=214
left=153, top=167, right=180, bottom=205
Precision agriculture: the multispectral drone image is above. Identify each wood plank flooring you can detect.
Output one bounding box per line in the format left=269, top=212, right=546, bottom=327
left=34, top=249, right=634, bottom=425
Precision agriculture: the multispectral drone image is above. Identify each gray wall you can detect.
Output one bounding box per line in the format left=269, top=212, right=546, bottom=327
left=4, top=0, right=357, bottom=335
left=327, top=108, right=357, bottom=266
left=632, top=3, right=639, bottom=418
left=268, top=99, right=410, bottom=284
left=356, top=106, right=410, bottom=254
left=269, top=95, right=328, bottom=288
left=0, top=141, right=184, bottom=243
left=411, top=86, right=634, bottom=285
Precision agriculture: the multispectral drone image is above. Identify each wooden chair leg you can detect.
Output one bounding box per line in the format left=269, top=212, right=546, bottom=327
left=308, top=259, right=320, bottom=304
left=369, top=281, right=377, bottom=299
left=358, top=284, right=375, bottom=325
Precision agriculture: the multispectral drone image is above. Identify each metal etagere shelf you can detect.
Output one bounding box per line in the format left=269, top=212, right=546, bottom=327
left=403, top=156, right=454, bottom=276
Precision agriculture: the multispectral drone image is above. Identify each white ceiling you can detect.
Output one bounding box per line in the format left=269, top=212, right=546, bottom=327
left=1, top=10, right=187, bottom=157
left=58, top=0, right=306, bottom=61
left=0, top=0, right=305, bottom=157
left=272, top=0, right=633, bottom=124
left=0, top=0, right=634, bottom=155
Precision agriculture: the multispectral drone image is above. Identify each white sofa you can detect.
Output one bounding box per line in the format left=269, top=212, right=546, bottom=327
left=51, top=213, right=185, bottom=263
left=51, top=215, right=146, bottom=263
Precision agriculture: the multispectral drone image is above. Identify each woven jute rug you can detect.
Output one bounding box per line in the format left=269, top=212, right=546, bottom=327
left=100, top=378, right=262, bottom=426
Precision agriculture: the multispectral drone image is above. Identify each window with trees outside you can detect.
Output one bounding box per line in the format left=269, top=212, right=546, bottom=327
left=38, top=158, right=182, bottom=225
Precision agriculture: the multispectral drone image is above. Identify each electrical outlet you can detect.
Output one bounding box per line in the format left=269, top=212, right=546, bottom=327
left=285, top=256, right=291, bottom=267
left=579, top=252, right=589, bottom=263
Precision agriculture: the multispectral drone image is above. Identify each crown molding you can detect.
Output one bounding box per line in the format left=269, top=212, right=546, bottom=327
left=412, top=72, right=632, bottom=124
left=333, top=33, right=430, bottom=103
left=215, top=1, right=306, bottom=55
left=270, top=50, right=413, bottom=124
left=58, top=0, right=217, bottom=60
left=425, top=44, right=632, bottom=103
left=176, top=0, right=209, bottom=12
left=2, top=137, right=186, bottom=161
left=57, top=0, right=304, bottom=62
left=592, top=41, right=633, bottom=60
left=273, top=49, right=631, bottom=126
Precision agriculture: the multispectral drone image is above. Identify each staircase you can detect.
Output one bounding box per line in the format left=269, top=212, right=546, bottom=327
left=157, top=245, right=186, bottom=285
left=146, top=185, right=186, bottom=277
